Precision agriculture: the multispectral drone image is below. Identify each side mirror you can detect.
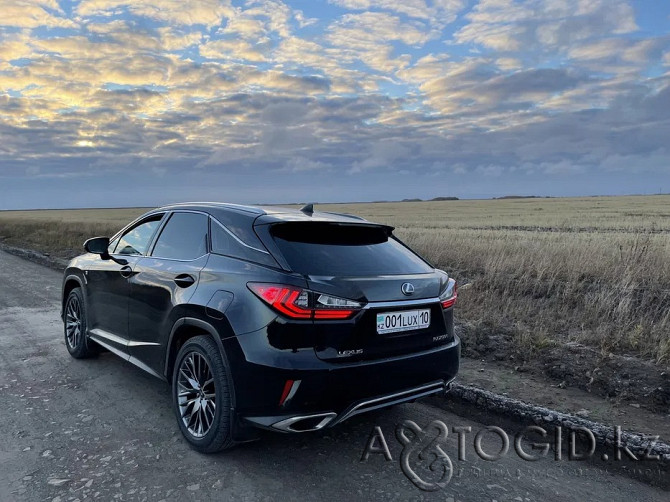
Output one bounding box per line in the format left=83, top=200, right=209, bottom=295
left=84, top=236, right=128, bottom=265
left=84, top=236, right=110, bottom=255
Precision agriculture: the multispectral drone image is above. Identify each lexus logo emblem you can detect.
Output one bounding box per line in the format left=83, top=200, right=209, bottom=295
left=401, top=283, right=415, bottom=296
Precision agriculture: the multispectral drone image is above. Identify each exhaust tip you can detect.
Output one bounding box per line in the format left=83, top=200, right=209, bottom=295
left=272, top=412, right=337, bottom=433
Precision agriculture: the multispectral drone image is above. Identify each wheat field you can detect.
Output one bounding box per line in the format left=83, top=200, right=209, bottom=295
left=1, top=195, right=669, bottom=363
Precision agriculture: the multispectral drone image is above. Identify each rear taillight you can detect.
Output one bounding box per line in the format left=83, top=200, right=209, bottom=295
left=439, top=278, right=457, bottom=309
left=248, top=283, right=363, bottom=320
left=248, top=284, right=312, bottom=318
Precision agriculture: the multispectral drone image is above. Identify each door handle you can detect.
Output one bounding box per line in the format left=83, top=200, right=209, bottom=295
left=174, top=274, right=196, bottom=288
left=120, top=265, right=134, bottom=278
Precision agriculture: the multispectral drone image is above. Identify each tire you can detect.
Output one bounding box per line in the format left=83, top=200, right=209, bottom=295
left=172, top=335, right=235, bottom=453
left=63, top=288, right=98, bottom=359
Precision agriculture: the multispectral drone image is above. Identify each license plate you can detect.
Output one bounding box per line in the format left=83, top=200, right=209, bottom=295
left=376, top=309, right=430, bottom=334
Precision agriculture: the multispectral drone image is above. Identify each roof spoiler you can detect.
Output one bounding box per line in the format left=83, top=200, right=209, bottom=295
left=321, top=211, right=367, bottom=221
left=300, top=203, right=369, bottom=223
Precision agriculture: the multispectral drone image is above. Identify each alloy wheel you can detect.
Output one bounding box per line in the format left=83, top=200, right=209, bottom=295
left=177, top=352, right=216, bottom=438
left=65, top=295, right=82, bottom=349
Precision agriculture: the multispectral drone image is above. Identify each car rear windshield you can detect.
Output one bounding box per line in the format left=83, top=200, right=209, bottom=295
left=270, top=223, right=433, bottom=276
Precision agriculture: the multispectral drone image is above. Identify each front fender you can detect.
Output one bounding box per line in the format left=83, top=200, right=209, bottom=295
left=61, top=270, right=86, bottom=320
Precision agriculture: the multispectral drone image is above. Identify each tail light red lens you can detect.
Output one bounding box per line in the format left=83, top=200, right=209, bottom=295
left=439, top=278, right=457, bottom=309
left=247, top=284, right=312, bottom=319
left=248, top=283, right=362, bottom=320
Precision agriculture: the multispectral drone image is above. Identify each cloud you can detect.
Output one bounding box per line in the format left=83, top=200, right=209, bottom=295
left=568, top=36, right=670, bottom=74
left=158, top=28, right=203, bottom=51
left=76, top=0, right=233, bottom=27
left=475, top=164, right=505, bottom=177
left=396, top=54, right=453, bottom=89
left=329, top=0, right=465, bottom=27
left=328, top=11, right=435, bottom=48
left=273, top=36, right=372, bottom=92
left=200, top=39, right=269, bottom=62
left=2, top=0, right=670, bottom=208
left=218, top=15, right=268, bottom=39
left=0, top=33, right=34, bottom=68
left=494, top=57, right=522, bottom=71
left=325, top=12, right=435, bottom=73
left=1, top=0, right=76, bottom=29
left=245, top=0, right=294, bottom=38
left=283, top=156, right=329, bottom=172
left=294, top=10, right=318, bottom=28
left=455, top=0, right=637, bottom=52
left=350, top=140, right=413, bottom=172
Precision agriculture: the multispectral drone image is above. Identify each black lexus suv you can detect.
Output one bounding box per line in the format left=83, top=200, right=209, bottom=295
left=61, top=202, right=460, bottom=452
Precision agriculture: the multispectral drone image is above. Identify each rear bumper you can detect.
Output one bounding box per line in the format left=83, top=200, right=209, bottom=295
left=245, top=378, right=454, bottom=432
left=228, top=334, right=461, bottom=431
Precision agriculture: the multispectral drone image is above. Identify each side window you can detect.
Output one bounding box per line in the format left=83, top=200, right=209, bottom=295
left=151, top=212, right=209, bottom=260
left=211, top=220, right=233, bottom=256
left=210, top=218, right=277, bottom=267
left=114, top=215, right=163, bottom=256
left=210, top=218, right=274, bottom=265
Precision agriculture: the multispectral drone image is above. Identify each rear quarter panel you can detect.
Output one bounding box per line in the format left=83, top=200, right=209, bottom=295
left=192, top=253, right=308, bottom=337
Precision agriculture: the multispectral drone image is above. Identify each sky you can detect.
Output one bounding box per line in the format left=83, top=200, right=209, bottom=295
left=1, top=0, right=670, bottom=209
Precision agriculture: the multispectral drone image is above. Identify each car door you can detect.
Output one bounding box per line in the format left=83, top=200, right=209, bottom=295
left=86, top=213, right=165, bottom=356
left=127, top=211, right=210, bottom=376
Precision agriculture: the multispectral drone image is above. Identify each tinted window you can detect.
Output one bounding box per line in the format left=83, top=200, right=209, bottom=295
left=208, top=208, right=266, bottom=248
left=211, top=220, right=234, bottom=256
left=114, top=216, right=163, bottom=256
left=271, top=223, right=433, bottom=276
left=152, top=212, right=208, bottom=260
left=211, top=218, right=275, bottom=265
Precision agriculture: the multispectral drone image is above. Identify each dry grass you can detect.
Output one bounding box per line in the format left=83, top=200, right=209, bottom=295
left=2, top=196, right=670, bottom=363
left=0, top=208, right=147, bottom=257
left=325, top=196, right=670, bottom=364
